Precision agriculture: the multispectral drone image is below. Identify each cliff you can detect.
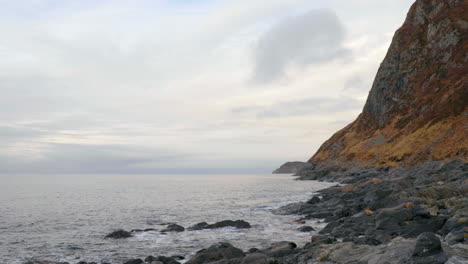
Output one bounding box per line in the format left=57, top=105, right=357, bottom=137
left=310, top=0, right=468, bottom=168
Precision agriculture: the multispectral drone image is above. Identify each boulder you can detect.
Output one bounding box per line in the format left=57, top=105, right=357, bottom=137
left=262, top=241, right=297, bottom=258
left=206, top=220, right=251, bottom=229
left=411, top=232, right=447, bottom=264
left=23, top=262, right=70, bottom=264
left=161, top=224, right=185, bottom=233
left=297, top=226, right=315, bottom=232
left=188, top=222, right=209, bottom=231
left=145, top=256, right=181, bottom=264
left=307, top=196, right=321, bottom=204
left=105, top=229, right=132, bottom=239
left=123, top=259, right=143, bottom=264
left=186, top=242, right=245, bottom=264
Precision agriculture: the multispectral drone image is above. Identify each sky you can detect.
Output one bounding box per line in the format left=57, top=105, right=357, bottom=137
left=0, top=0, right=415, bottom=174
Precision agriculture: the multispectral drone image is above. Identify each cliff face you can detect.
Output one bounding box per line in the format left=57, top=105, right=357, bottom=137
left=311, top=0, right=468, bottom=167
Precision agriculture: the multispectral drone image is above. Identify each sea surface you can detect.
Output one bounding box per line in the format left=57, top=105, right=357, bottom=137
left=0, top=173, right=334, bottom=264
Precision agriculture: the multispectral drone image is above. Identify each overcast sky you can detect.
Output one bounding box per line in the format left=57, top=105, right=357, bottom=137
left=0, top=0, right=414, bottom=174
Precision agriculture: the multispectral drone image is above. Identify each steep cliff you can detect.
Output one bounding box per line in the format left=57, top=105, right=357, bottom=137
left=310, top=0, right=468, bottom=167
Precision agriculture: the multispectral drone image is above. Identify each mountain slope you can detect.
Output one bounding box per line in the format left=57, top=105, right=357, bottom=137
left=310, top=0, right=468, bottom=168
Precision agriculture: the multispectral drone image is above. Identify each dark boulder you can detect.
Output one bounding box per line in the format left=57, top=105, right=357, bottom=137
left=161, top=224, right=185, bottom=233
left=24, top=260, right=70, bottom=264
left=411, top=232, right=447, bottom=264
left=262, top=241, right=297, bottom=258
left=145, top=256, right=181, bottom=264
left=105, top=229, right=132, bottom=239
left=310, top=235, right=335, bottom=245
left=185, top=242, right=245, bottom=264
left=123, top=259, right=143, bottom=264
left=306, top=195, right=321, bottom=204
left=188, top=222, right=209, bottom=231
left=206, top=220, right=251, bottom=229
left=297, top=226, right=315, bottom=232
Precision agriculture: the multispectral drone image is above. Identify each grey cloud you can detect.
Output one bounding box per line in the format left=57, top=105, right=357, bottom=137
left=253, top=9, right=349, bottom=83
left=232, top=96, right=363, bottom=119
left=0, top=143, right=191, bottom=174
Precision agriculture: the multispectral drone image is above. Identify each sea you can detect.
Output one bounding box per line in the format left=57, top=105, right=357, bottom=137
left=0, top=173, right=334, bottom=264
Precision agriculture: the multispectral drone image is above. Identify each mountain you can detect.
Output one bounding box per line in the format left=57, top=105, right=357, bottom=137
left=310, top=0, right=467, bottom=168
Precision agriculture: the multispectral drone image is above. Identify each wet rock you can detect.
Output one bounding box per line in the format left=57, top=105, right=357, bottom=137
left=311, top=235, right=335, bottom=245
left=123, top=259, right=143, bottom=264
left=105, top=229, right=132, bottom=239
left=411, top=232, right=447, bottom=264
left=145, top=256, right=181, bottom=264
left=240, top=253, right=277, bottom=264
left=23, top=262, right=70, bottom=264
left=297, top=226, right=315, bottom=232
left=185, top=242, right=245, bottom=264
left=188, top=222, right=209, bottom=231
left=206, top=220, right=251, bottom=229
left=307, top=196, right=321, bottom=204
left=161, top=224, right=185, bottom=233
left=262, top=241, right=297, bottom=258
left=271, top=202, right=305, bottom=215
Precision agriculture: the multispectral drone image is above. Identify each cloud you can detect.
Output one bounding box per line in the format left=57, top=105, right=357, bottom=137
left=0, top=0, right=415, bottom=174
left=232, top=96, right=363, bottom=119
left=252, top=9, right=349, bottom=83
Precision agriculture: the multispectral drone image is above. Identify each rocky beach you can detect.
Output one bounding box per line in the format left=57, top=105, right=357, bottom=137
left=13, top=0, right=468, bottom=263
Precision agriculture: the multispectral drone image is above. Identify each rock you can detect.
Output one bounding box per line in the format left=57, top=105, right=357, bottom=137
left=262, top=241, right=297, bottom=258
left=445, top=256, right=468, bottom=264
left=240, top=253, right=276, bottom=264
left=271, top=202, right=305, bottom=215
left=311, top=235, right=335, bottom=245
left=185, top=242, right=245, bottom=264
left=411, top=232, right=447, bottom=264
left=206, top=220, right=251, bottom=229
left=297, top=226, right=315, bottom=232
left=188, top=222, right=209, bottom=230
left=24, top=260, right=70, bottom=264
left=145, top=256, right=181, bottom=264
left=272, top=161, right=311, bottom=174
left=307, top=196, right=321, bottom=204
left=123, top=259, right=143, bottom=264
left=161, top=224, right=185, bottom=233
left=446, top=231, right=465, bottom=245
left=413, top=232, right=443, bottom=257
left=105, top=229, right=132, bottom=239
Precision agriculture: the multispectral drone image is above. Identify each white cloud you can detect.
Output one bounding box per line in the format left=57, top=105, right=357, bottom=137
left=0, top=0, right=415, bottom=173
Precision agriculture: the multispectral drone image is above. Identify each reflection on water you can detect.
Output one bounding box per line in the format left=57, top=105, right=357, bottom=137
left=0, top=173, right=333, bottom=264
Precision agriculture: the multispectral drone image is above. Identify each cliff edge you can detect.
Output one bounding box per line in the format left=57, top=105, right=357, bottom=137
left=310, top=0, right=467, bottom=168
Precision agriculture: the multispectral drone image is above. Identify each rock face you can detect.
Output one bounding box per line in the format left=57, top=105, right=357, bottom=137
left=310, top=0, right=467, bottom=168
left=272, top=162, right=311, bottom=174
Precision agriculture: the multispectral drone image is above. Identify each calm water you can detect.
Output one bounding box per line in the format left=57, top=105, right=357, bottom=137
left=0, top=173, right=333, bottom=264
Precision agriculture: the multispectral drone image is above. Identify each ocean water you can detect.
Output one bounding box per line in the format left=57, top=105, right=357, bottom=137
left=0, top=173, right=334, bottom=264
